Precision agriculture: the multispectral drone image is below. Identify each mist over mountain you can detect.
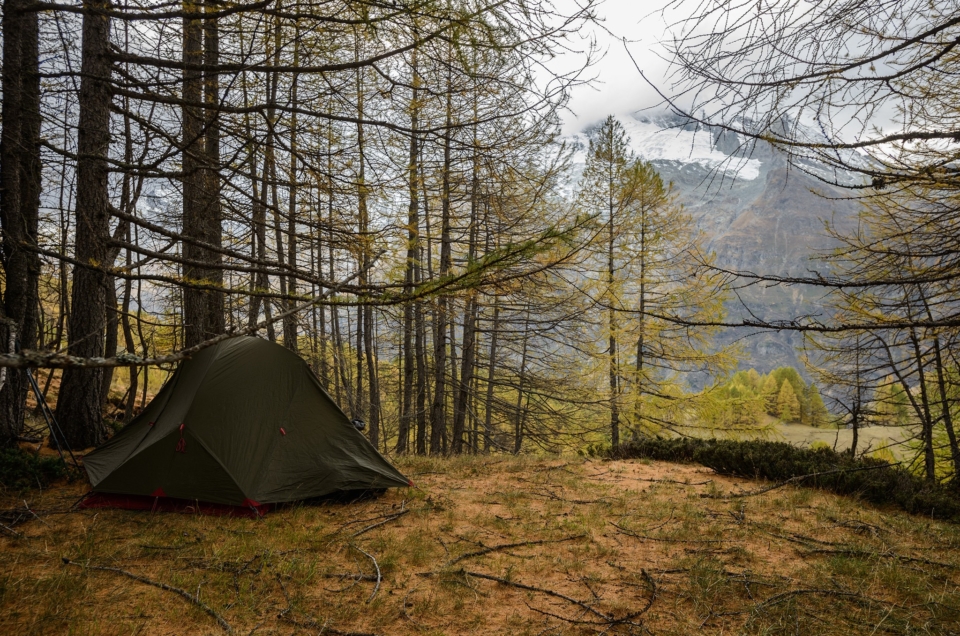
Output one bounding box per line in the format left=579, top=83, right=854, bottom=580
left=569, top=113, right=865, bottom=375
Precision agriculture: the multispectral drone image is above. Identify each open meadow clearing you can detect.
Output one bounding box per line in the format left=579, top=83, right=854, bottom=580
left=2, top=455, right=959, bottom=635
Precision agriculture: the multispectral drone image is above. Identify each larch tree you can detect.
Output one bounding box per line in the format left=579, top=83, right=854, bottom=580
left=577, top=115, right=731, bottom=445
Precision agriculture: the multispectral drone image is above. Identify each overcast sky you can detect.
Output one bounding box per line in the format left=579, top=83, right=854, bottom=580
left=554, top=0, right=676, bottom=135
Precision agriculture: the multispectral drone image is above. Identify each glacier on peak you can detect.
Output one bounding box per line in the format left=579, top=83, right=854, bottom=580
left=620, top=116, right=763, bottom=180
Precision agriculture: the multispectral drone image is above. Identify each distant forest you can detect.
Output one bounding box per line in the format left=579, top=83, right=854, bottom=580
left=1, top=0, right=960, bottom=487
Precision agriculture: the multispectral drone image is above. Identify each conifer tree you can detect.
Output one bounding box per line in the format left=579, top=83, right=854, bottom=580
left=777, top=381, right=800, bottom=422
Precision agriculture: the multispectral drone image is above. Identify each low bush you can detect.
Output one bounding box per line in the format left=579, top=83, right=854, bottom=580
left=0, top=448, right=68, bottom=492
left=609, top=438, right=960, bottom=521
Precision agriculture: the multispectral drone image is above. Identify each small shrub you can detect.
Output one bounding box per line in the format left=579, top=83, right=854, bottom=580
left=609, top=438, right=960, bottom=521
left=0, top=448, right=68, bottom=492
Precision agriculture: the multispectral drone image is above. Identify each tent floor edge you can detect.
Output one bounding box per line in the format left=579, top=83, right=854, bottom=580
left=78, top=492, right=272, bottom=518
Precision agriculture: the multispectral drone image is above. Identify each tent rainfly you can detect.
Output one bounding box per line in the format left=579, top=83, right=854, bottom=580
left=82, top=336, right=410, bottom=515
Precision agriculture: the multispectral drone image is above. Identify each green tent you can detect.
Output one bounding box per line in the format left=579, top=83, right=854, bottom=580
left=83, top=336, right=409, bottom=512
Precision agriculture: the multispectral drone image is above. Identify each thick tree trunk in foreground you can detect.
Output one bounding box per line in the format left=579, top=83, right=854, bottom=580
left=0, top=0, right=42, bottom=444
left=56, top=0, right=113, bottom=448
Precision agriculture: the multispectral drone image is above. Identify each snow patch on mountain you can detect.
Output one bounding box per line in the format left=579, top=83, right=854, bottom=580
left=621, top=116, right=763, bottom=180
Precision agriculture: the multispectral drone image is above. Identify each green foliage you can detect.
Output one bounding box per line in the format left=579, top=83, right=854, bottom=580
left=777, top=381, right=801, bottom=422
left=709, top=367, right=830, bottom=428
left=805, top=383, right=829, bottom=427
left=871, top=381, right=911, bottom=426
left=0, top=448, right=67, bottom=492
left=609, top=438, right=960, bottom=520
left=760, top=373, right=780, bottom=415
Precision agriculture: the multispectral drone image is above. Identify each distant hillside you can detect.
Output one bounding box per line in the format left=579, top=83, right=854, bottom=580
left=569, top=113, right=863, bottom=374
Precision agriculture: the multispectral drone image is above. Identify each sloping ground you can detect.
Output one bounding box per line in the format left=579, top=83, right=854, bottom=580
left=1, top=455, right=959, bottom=635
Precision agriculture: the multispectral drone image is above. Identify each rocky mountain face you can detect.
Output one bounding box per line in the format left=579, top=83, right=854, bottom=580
left=569, top=114, right=864, bottom=375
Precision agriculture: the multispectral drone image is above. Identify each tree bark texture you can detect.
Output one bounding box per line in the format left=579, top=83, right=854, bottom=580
left=182, top=0, right=224, bottom=348
left=56, top=0, right=113, bottom=448
left=0, top=0, right=42, bottom=443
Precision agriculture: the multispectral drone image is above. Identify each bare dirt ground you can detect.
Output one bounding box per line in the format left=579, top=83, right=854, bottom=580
left=2, top=454, right=959, bottom=635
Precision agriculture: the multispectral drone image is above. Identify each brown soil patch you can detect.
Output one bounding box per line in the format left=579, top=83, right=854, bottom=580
left=1, top=455, right=958, bottom=635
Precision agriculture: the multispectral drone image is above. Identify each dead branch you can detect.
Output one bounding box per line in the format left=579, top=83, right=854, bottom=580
left=802, top=548, right=960, bottom=571
left=0, top=522, right=22, bottom=538
left=352, top=509, right=409, bottom=537
left=755, top=588, right=893, bottom=611
left=62, top=558, right=233, bottom=633
left=612, top=522, right=725, bottom=544
left=447, top=534, right=586, bottom=565
left=350, top=545, right=381, bottom=603
left=462, top=570, right=618, bottom=624
left=319, top=572, right=379, bottom=581
left=635, top=478, right=714, bottom=486
left=533, top=488, right=610, bottom=505
left=277, top=612, right=381, bottom=636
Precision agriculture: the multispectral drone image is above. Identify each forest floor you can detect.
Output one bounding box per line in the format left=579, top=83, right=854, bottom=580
left=2, top=454, right=959, bottom=635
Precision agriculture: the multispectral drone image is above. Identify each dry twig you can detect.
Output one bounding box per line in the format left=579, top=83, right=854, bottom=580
left=62, top=558, right=233, bottom=634
left=447, top=534, right=586, bottom=565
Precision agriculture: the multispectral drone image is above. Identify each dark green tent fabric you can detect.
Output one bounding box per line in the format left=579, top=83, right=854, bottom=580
left=84, top=336, right=409, bottom=505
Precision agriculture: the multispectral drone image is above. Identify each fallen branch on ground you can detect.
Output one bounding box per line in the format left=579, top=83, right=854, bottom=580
left=612, top=522, right=725, bottom=544
left=277, top=611, right=380, bottom=636
left=352, top=508, right=409, bottom=537
left=448, top=534, right=586, bottom=565
left=462, top=569, right=652, bottom=627
left=62, top=558, right=233, bottom=634
left=350, top=545, right=381, bottom=603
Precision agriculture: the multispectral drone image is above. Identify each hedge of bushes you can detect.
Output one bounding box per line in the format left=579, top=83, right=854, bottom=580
left=0, top=448, right=68, bottom=492
left=608, top=438, right=960, bottom=521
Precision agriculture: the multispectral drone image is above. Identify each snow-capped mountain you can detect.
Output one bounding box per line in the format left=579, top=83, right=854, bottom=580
left=568, top=113, right=865, bottom=375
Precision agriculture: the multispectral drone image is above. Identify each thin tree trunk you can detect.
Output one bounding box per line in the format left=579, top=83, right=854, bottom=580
left=483, top=301, right=500, bottom=453
left=514, top=307, right=531, bottom=454
left=431, top=81, right=454, bottom=455
left=932, top=338, right=960, bottom=487
left=415, top=247, right=429, bottom=454
left=633, top=202, right=646, bottom=436
left=907, top=328, right=937, bottom=481
left=608, top=184, right=620, bottom=447
left=283, top=25, right=300, bottom=351
left=399, top=47, right=419, bottom=454
left=452, top=141, right=480, bottom=454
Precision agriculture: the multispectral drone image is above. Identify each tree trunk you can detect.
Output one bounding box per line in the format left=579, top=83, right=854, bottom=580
left=56, top=0, right=113, bottom=448
left=202, top=0, right=224, bottom=336
left=907, top=329, right=937, bottom=481
left=431, top=84, right=454, bottom=455
left=633, top=202, right=646, bottom=436
left=281, top=25, right=300, bottom=352
left=452, top=154, right=480, bottom=454
left=513, top=307, right=531, bottom=454
left=399, top=48, right=419, bottom=454
left=0, top=0, right=42, bottom=444
left=483, top=301, right=500, bottom=453
left=608, top=189, right=620, bottom=447
left=181, top=0, right=222, bottom=347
